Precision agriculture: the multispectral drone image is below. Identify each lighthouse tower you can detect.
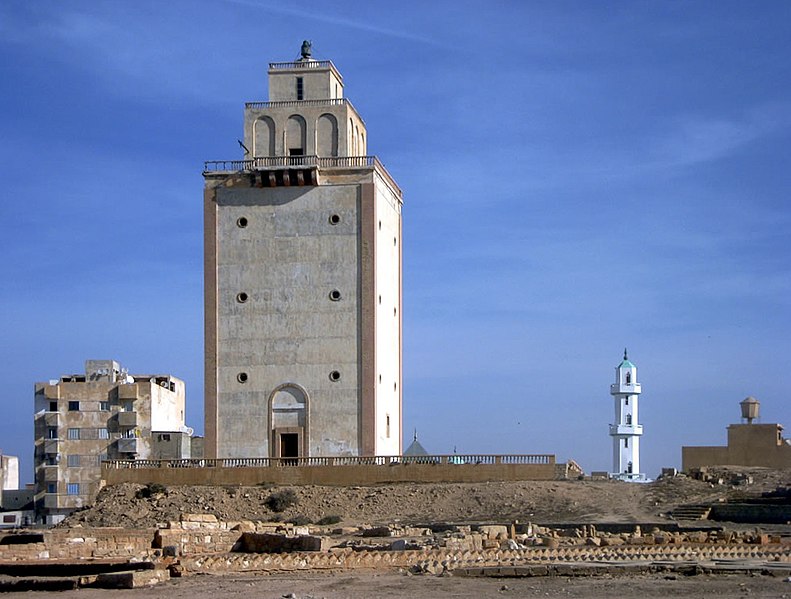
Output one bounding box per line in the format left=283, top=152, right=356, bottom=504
left=609, top=349, right=646, bottom=481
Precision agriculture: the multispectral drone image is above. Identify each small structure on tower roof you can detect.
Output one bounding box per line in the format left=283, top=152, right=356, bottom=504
left=608, top=349, right=648, bottom=482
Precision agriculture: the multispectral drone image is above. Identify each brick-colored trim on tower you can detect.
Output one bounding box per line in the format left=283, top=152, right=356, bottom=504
left=359, top=182, right=377, bottom=455
left=203, top=185, right=219, bottom=459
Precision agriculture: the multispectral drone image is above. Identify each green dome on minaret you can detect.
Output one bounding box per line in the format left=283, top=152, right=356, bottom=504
left=619, top=347, right=635, bottom=369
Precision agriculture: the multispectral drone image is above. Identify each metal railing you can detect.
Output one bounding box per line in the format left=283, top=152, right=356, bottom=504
left=269, top=60, right=333, bottom=70
left=245, top=98, right=351, bottom=110
left=102, top=454, right=555, bottom=469
left=203, top=155, right=401, bottom=196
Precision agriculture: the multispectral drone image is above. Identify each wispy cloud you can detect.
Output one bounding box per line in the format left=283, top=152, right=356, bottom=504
left=219, top=0, right=448, bottom=47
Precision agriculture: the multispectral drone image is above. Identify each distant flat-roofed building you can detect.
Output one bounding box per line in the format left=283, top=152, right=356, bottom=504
left=682, top=397, right=791, bottom=471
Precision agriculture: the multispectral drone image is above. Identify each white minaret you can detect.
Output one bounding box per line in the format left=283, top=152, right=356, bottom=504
left=608, top=349, right=645, bottom=481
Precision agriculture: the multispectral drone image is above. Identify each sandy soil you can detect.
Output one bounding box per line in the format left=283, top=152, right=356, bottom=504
left=64, top=467, right=791, bottom=528
left=10, top=571, right=791, bottom=598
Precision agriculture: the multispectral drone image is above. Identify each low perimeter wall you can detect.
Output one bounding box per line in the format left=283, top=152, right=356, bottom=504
left=102, top=455, right=557, bottom=486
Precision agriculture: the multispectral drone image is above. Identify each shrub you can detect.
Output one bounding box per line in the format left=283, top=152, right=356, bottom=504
left=286, top=514, right=312, bottom=526
left=317, top=515, right=342, bottom=526
left=265, top=489, right=299, bottom=512
left=135, top=482, right=167, bottom=499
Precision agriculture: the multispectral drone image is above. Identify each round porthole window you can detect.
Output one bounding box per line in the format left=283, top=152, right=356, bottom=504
left=237, top=372, right=248, bottom=383
left=236, top=292, right=249, bottom=303
left=237, top=217, right=248, bottom=228
left=329, top=289, right=342, bottom=301
left=329, top=214, right=341, bottom=225
left=329, top=371, right=341, bottom=382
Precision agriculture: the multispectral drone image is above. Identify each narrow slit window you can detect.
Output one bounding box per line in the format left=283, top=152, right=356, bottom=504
left=296, top=77, right=304, bottom=100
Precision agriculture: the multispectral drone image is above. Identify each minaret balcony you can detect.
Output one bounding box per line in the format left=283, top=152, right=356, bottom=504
left=610, top=383, right=641, bottom=395
left=204, top=155, right=401, bottom=197
left=245, top=97, right=354, bottom=111
left=609, top=424, right=643, bottom=436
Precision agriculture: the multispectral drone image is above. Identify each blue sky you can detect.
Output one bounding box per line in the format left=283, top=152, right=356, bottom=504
left=1, top=1, right=790, bottom=483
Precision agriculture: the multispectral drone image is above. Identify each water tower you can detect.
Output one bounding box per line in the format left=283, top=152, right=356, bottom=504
left=740, top=396, right=760, bottom=424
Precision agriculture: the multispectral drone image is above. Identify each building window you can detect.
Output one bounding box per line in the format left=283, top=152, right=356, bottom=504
left=99, top=401, right=110, bottom=411
left=67, top=428, right=80, bottom=440
left=47, top=427, right=58, bottom=439
left=46, top=483, right=57, bottom=494
left=626, top=373, right=631, bottom=384
left=98, top=428, right=109, bottom=440
left=67, top=483, right=80, bottom=495
left=386, top=414, right=391, bottom=438
left=68, top=401, right=80, bottom=411
left=45, top=456, right=58, bottom=466
left=626, top=414, right=632, bottom=425
left=624, top=438, right=629, bottom=448
left=49, top=401, right=58, bottom=412
left=122, top=400, right=134, bottom=412
left=67, top=454, right=80, bottom=467
left=296, top=77, right=304, bottom=100
left=625, top=397, right=629, bottom=406
left=159, top=433, right=171, bottom=442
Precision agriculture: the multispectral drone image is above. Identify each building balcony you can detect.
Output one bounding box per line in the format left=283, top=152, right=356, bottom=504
left=245, top=97, right=353, bottom=111
left=203, top=155, right=401, bottom=197
left=117, top=438, right=138, bottom=453
left=40, top=465, right=60, bottom=483
left=43, top=494, right=61, bottom=509
left=117, top=383, right=139, bottom=400
left=41, top=411, right=61, bottom=427
left=269, top=59, right=334, bottom=70
left=43, top=493, right=87, bottom=510
left=610, top=383, right=641, bottom=395
left=118, top=411, right=138, bottom=427
left=609, top=424, right=644, bottom=436
left=43, top=440, right=61, bottom=455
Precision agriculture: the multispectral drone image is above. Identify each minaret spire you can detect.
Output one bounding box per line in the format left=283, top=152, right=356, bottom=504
left=608, top=350, right=647, bottom=481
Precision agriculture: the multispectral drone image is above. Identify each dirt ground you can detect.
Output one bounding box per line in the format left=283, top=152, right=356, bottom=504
left=65, top=467, right=791, bottom=528
left=9, top=571, right=791, bottom=598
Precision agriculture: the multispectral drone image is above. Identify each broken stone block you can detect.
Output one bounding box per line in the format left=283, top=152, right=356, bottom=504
left=237, top=532, right=332, bottom=553
left=93, top=570, right=169, bottom=589
left=362, top=526, right=392, bottom=538
left=478, top=525, right=508, bottom=540
left=585, top=537, right=601, bottom=546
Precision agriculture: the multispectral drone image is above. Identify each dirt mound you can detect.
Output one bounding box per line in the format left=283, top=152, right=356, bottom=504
left=62, top=468, right=791, bottom=529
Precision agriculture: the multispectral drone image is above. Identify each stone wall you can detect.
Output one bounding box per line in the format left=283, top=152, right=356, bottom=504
left=102, top=462, right=557, bottom=487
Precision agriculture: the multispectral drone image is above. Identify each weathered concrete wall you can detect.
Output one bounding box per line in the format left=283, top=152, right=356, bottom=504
left=102, top=462, right=557, bottom=486
left=212, top=183, right=362, bottom=459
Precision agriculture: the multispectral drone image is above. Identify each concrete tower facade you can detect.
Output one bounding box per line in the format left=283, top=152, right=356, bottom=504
left=204, top=43, right=402, bottom=460
left=608, top=350, right=645, bottom=481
